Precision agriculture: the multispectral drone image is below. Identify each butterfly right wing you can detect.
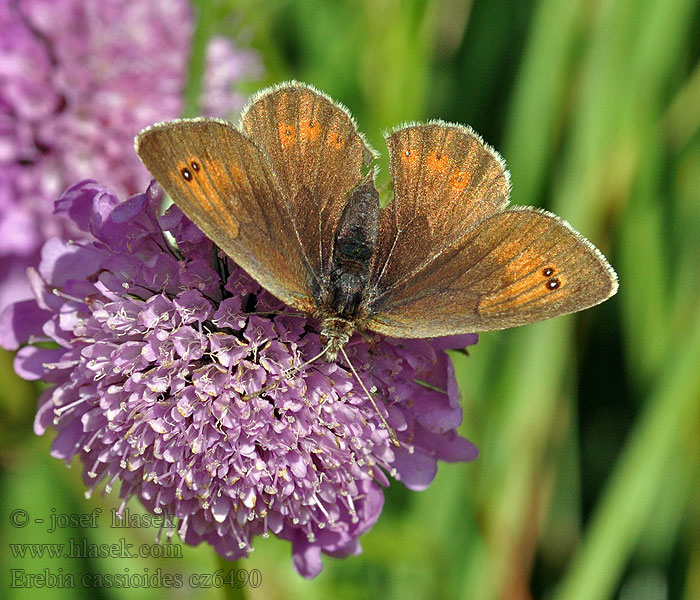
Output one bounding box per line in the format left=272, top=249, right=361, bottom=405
left=366, top=122, right=616, bottom=337
left=135, top=118, right=317, bottom=313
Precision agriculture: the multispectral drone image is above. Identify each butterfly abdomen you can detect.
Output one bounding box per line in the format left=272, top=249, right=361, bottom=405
left=329, top=233, right=373, bottom=317
left=326, top=171, right=379, bottom=319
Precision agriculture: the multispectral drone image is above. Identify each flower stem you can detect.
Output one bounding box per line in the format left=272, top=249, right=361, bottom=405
left=217, top=555, right=248, bottom=600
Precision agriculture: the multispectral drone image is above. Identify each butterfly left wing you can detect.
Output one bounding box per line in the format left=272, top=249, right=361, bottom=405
left=135, top=118, right=317, bottom=312
left=366, top=207, right=618, bottom=337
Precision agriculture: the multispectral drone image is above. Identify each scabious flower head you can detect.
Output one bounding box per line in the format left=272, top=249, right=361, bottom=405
left=0, top=0, right=260, bottom=309
left=0, top=180, right=478, bottom=577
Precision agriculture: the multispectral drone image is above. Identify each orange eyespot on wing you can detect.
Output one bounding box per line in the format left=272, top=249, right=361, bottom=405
left=426, top=151, right=450, bottom=174
left=447, top=169, right=473, bottom=193
left=278, top=123, right=297, bottom=149
left=298, top=118, right=320, bottom=142
left=328, top=130, right=345, bottom=149
left=477, top=266, right=568, bottom=316
left=174, top=155, right=241, bottom=238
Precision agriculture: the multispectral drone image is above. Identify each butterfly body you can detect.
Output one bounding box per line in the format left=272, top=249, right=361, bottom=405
left=312, top=172, right=378, bottom=357
left=135, top=81, right=617, bottom=363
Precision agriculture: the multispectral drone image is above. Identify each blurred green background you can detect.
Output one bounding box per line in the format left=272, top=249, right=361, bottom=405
left=2, top=0, right=700, bottom=598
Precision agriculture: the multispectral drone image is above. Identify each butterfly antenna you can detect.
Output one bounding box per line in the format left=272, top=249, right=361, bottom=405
left=340, top=346, right=400, bottom=448
left=242, top=346, right=330, bottom=401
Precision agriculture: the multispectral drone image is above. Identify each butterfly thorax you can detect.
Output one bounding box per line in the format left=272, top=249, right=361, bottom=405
left=314, top=172, right=379, bottom=360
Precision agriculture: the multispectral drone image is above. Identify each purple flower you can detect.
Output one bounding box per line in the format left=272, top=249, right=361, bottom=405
left=1, top=180, right=479, bottom=577
left=0, top=0, right=260, bottom=310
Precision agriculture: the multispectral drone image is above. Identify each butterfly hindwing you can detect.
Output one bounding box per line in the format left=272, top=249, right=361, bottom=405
left=241, top=82, right=374, bottom=279
left=372, top=123, right=511, bottom=296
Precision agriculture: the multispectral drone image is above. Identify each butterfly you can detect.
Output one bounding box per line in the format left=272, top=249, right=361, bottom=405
left=135, top=81, right=617, bottom=365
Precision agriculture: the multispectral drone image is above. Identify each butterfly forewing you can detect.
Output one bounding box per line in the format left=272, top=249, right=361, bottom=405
left=367, top=208, right=617, bottom=338
left=241, top=83, right=374, bottom=279
left=135, top=119, right=316, bottom=312
left=373, top=123, right=510, bottom=295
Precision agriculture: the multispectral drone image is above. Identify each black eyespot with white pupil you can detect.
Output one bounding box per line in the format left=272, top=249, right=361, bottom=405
left=180, top=161, right=200, bottom=181
left=542, top=266, right=559, bottom=290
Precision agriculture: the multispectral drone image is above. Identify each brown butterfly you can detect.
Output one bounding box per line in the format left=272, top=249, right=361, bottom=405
left=135, top=81, right=617, bottom=366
